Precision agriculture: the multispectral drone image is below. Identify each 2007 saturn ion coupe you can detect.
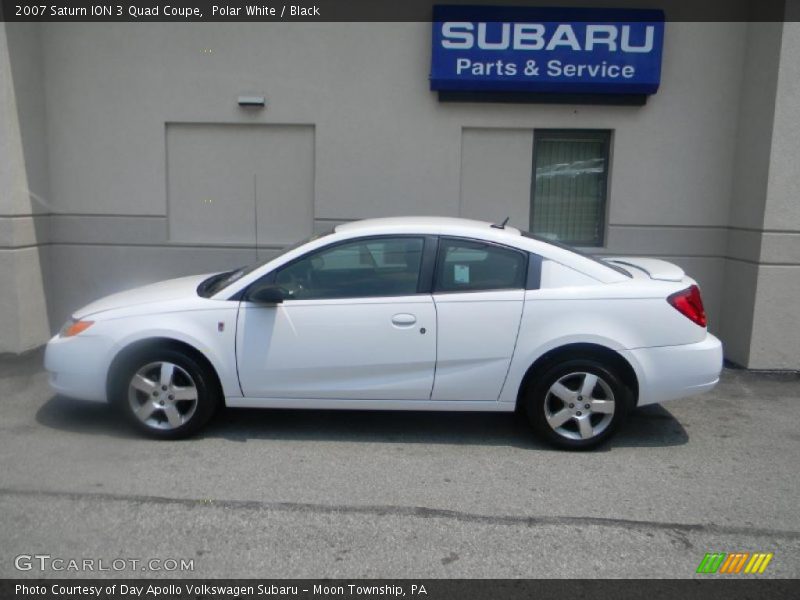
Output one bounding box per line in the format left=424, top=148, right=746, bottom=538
left=45, top=217, right=723, bottom=449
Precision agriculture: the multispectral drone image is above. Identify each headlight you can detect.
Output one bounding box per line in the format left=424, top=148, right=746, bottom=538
left=59, top=319, right=94, bottom=337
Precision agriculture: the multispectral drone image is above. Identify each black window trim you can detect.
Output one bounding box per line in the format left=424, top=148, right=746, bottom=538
left=526, top=253, right=542, bottom=290
left=238, top=234, right=435, bottom=302
left=418, top=235, right=439, bottom=294
left=432, top=236, right=533, bottom=295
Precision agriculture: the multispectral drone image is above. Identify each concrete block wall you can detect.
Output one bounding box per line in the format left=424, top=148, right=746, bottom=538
left=0, top=18, right=798, bottom=368
left=0, top=24, right=50, bottom=353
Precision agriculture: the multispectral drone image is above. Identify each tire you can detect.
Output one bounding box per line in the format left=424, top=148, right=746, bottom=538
left=524, top=357, right=633, bottom=450
left=113, top=347, right=220, bottom=440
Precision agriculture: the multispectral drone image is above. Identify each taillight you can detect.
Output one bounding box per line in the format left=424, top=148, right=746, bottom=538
left=667, top=285, right=707, bottom=327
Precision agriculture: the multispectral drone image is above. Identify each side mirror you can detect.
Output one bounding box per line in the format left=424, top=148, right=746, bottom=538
left=246, top=283, right=284, bottom=304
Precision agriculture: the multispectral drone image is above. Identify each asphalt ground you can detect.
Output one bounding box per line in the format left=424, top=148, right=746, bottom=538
left=0, top=349, right=799, bottom=579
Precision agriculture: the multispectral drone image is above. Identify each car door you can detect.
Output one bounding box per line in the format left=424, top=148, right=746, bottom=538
left=431, top=237, right=527, bottom=401
left=236, top=235, right=437, bottom=400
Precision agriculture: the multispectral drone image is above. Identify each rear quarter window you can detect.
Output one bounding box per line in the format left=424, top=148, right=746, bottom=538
left=521, top=230, right=631, bottom=278
left=539, top=260, right=600, bottom=288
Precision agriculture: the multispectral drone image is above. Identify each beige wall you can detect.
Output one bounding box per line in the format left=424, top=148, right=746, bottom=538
left=747, top=20, right=800, bottom=369
left=717, top=21, right=784, bottom=366
left=165, top=123, right=315, bottom=245
left=0, top=24, right=50, bottom=353
left=0, top=18, right=798, bottom=368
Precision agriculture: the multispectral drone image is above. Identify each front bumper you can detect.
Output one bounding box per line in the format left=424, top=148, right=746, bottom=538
left=621, top=333, right=724, bottom=406
left=44, top=333, right=114, bottom=402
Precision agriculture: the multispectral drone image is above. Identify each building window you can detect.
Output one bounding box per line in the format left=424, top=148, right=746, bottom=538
left=530, top=130, right=611, bottom=247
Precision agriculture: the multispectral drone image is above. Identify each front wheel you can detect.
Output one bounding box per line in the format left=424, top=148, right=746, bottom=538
left=115, top=348, right=219, bottom=439
left=525, top=358, right=632, bottom=450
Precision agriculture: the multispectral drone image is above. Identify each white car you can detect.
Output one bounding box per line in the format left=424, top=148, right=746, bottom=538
left=45, top=217, right=723, bottom=449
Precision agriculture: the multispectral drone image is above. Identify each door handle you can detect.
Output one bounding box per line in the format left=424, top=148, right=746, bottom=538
left=391, top=313, right=417, bottom=327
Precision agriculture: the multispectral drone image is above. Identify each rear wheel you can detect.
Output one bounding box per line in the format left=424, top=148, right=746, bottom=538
left=525, top=358, right=632, bottom=450
left=115, top=348, right=219, bottom=439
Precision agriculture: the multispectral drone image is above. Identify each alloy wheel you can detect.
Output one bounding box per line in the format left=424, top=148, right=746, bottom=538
left=127, top=361, right=198, bottom=431
left=543, top=371, right=616, bottom=441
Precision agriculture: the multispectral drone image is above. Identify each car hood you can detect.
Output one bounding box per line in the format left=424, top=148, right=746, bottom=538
left=73, top=273, right=215, bottom=319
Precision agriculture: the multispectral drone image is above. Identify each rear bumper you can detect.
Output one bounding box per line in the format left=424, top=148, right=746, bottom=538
left=44, top=333, right=113, bottom=403
left=621, top=333, right=723, bottom=406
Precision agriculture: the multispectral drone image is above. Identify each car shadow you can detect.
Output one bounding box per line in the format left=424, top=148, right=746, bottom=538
left=36, top=395, right=137, bottom=438
left=36, top=395, right=688, bottom=450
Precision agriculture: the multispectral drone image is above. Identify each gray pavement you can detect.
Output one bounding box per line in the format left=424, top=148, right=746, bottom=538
left=0, top=349, right=799, bottom=578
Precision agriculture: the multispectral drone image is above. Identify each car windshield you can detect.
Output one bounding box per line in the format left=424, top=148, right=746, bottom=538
left=520, top=231, right=631, bottom=277
left=197, top=230, right=333, bottom=298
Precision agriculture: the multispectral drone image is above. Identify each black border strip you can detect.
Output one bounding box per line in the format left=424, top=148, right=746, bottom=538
left=2, top=579, right=799, bottom=600
left=439, top=91, right=648, bottom=105
left=0, top=0, right=793, bottom=22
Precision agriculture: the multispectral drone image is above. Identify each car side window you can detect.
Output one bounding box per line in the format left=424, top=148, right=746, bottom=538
left=435, top=238, right=526, bottom=293
left=275, top=237, right=425, bottom=300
